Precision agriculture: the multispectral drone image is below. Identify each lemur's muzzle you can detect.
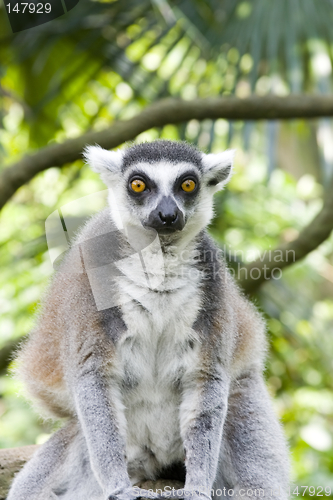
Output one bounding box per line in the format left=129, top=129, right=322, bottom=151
left=147, top=196, right=185, bottom=234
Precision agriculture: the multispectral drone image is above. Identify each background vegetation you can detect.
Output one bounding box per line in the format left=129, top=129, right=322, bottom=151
left=1, top=0, right=333, bottom=491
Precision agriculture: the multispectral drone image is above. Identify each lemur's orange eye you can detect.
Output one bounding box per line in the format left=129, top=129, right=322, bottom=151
left=131, top=179, right=146, bottom=193
left=181, top=179, right=196, bottom=192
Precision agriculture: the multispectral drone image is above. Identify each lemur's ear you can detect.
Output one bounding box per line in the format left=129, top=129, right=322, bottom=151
left=202, top=150, right=235, bottom=191
left=83, top=145, right=123, bottom=182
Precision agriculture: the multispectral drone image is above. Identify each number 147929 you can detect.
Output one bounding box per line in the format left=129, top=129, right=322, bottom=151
left=6, top=3, right=51, bottom=13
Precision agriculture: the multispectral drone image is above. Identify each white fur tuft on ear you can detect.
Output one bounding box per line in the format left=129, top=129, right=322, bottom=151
left=202, top=149, right=235, bottom=190
left=83, top=145, right=123, bottom=174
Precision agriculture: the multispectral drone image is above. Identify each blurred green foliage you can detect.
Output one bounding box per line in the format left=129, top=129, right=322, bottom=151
left=1, top=0, right=333, bottom=492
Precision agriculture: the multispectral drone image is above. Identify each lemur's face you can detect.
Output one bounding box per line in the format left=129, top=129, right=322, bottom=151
left=125, top=161, right=200, bottom=235
left=85, top=141, right=234, bottom=241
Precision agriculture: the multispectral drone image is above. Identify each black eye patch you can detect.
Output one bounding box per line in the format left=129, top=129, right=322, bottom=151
left=127, top=172, right=156, bottom=196
left=174, top=171, right=199, bottom=196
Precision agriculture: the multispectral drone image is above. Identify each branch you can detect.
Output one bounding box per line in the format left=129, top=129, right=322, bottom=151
left=2, top=94, right=333, bottom=210
left=238, top=182, right=333, bottom=293
left=1, top=94, right=332, bottom=299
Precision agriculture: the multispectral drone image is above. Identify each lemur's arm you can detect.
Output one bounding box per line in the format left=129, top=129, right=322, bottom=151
left=73, top=356, right=158, bottom=500
left=74, top=370, right=130, bottom=499
left=177, top=367, right=230, bottom=500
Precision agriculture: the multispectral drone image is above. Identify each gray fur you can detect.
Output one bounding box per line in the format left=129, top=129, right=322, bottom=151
left=8, top=141, right=289, bottom=500
left=122, top=140, right=203, bottom=171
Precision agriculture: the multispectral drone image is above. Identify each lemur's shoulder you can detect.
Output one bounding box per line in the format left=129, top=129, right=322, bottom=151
left=16, top=210, right=124, bottom=405
left=73, top=207, right=114, bottom=244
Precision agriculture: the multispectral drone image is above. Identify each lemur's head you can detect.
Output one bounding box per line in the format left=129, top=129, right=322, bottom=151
left=85, top=140, right=234, bottom=241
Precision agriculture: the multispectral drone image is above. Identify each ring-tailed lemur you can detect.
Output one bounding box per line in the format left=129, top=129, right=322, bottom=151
left=8, top=140, right=289, bottom=500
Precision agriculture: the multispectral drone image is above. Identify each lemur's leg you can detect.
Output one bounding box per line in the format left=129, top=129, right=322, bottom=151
left=213, top=372, right=289, bottom=500
left=7, top=420, right=103, bottom=500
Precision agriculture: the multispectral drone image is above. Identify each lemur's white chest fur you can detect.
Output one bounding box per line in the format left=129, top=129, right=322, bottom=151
left=112, top=241, right=203, bottom=482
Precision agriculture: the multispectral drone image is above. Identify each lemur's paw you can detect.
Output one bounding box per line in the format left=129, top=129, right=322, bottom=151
left=160, top=488, right=211, bottom=500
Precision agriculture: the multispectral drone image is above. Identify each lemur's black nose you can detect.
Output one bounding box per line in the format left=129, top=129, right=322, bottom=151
left=157, top=197, right=179, bottom=226
left=147, top=196, right=185, bottom=234
left=159, top=210, right=177, bottom=224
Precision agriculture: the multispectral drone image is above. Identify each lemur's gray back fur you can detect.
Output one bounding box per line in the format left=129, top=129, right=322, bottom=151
left=8, top=140, right=290, bottom=500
